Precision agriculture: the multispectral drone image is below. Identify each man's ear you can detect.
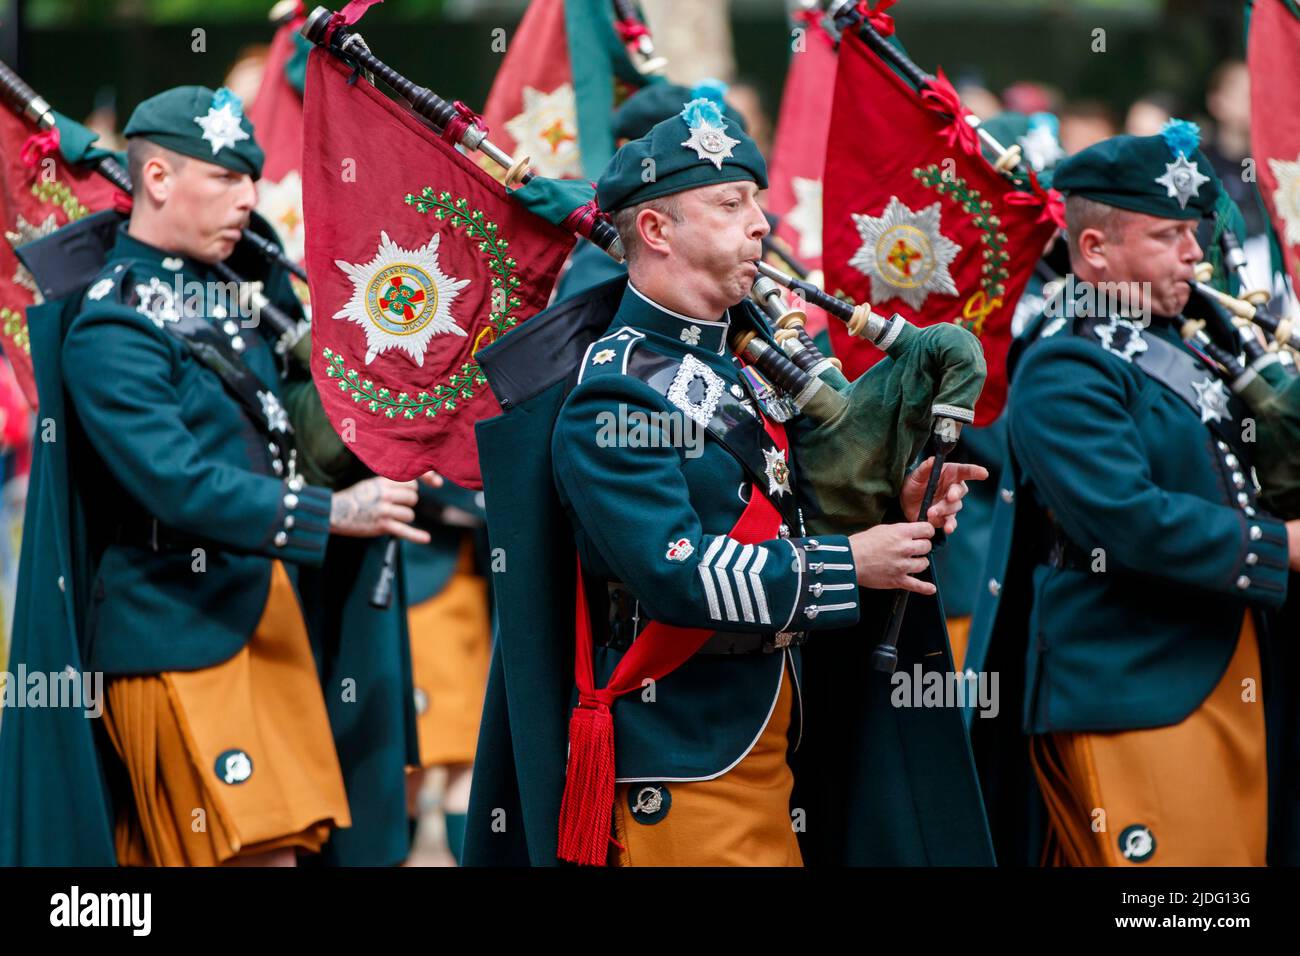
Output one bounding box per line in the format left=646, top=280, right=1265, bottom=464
left=138, top=155, right=173, bottom=205
left=637, top=207, right=672, bottom=257
left=1076, top=226, right=1109, bottom=271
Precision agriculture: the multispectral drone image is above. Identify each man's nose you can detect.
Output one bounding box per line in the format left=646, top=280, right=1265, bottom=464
left=749, top=201, right=770, bottom=240
left=235, top=176, right=257, bottom=210
left=1181, top=229, right=1202, bottom=263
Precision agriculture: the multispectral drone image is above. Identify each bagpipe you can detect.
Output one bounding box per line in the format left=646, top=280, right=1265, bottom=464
left=1175, top=230, right=1300, bottom=520
left=732, top=261, right=985, bottom=671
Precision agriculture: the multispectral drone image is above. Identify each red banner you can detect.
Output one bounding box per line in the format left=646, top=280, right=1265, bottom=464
left=302, top=51, right=575, bottom=487
left=1249, top=0, right=1300, bottom=293
left=0, top=108, right=119, bottom=408
left=248, top=11, right=308, bottom=269
left=823, top=30, right=1059, bottom=425
left=766, top=12, right=838, bottom=336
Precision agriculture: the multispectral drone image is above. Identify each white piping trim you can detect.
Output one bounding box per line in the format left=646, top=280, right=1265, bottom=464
left=749, top=546, right=771, bottom=625
left=731, top=544, right=756, bottom=623
left=614, top=660, right=786, bottom=784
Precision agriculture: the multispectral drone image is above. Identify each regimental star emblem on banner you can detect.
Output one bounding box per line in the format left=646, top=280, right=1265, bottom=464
left=5, top=212, right=59, bottom=301
left=849, top=196, right=961, bottom=310
left=1192, top=375, right=1231, bottom=424
left=1093, top=316, right=1148, bottom=363
left=257, top=389, right=289, bottom=433
left=256, top=170, right=305, bottom=266
left=763, top=446, right=792, bottom=498
left=194, top=90, right=250, bottom=155
left=1154, top=153, right=1211, bottom=210
left=333, top=230, right=471, bottom=366
left=505, top=84, right=582, bottom=179
left=1268, top=155, right=1300, bottom=248
left=786, top=177, right=823, bottom=260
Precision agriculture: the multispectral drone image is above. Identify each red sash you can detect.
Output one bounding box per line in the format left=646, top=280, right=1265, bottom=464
left=557, top=412, right=790, bottom=865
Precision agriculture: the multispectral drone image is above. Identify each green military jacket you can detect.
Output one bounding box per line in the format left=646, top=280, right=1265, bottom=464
left=464, top=276, right=995, bottom=866
left=552, top=283, right=862, bottom=780
left=967, top=309, right=1288, bottom=733
left=64, top=227, right=332, bottom=674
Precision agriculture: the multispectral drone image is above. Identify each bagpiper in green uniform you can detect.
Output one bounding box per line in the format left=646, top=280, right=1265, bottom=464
left=0, top=86, right=427, bottom=866
left=464, top=99, right=994, bottom=866
left=965, top=122, right=1300, bottom=866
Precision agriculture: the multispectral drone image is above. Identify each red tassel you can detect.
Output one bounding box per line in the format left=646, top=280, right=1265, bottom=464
left=556, top=702, right=616, bottom=866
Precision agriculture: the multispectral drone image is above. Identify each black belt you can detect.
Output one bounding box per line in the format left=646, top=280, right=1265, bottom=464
left=599, top=582, right=806, bottom=656
left=1039, top=517, right=1092, bottom=571
left=113, top=518, right=209, bottom=553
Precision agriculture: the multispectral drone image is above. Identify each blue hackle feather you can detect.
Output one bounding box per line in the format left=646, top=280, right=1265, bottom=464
left=689, top=79, right=729, bottom=108
left=1160, top=118, right=1202, bottom=159
left=680, top=97, right=725, bottom=130
left=212, top=86, right=243, bottom=118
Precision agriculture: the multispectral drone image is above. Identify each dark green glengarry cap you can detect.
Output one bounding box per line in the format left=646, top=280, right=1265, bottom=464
left=597, top=98, right=767, bottom=213
left=123, top=86, right=264, bottom=179
left=612, top=79, right=748, bottom=142
left=1052, top=119, right=1220, bottom=221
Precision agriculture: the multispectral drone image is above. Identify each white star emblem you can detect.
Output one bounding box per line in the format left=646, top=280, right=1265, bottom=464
left=134, top=276, right=180, bottom=329
left=1192, top=376, right=1231, bottom=424
left=681, top=122, right=741, bottom=171
left=680, top=325, right=702, bottom=345
left=1268, top=155, right=1300, bottom=249
left=763, top=446, right=792, bottom=498
left=194, top=102, right=250, bottom=155
left=256, top=170, right=306, bottom=265
left=5, top=213, right=59, bottom=302
left=785, top=177, right=823, bottom=260
left=504, top=84, right=582, bottom=179
left=592, top=348, right=616, bottom=365
left=333, top=230, right=471, bottom=366
left=162, top=256, right=183, bottom=271
left=1093, top=316, right=1148, bottom=362
left=258, top=390, right=289, bottom=433
left=1154, top=153, right=1211, bottom=210
left=849, top=196, right=961, bottom=310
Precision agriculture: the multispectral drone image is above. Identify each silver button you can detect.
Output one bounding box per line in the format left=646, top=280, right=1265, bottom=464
left=1245, top=552, right=1258, bottom=566
left=1232, top=471, right=1246, bottom=489
left=809, top=582, right=823, bottom=597
left=57, top=575, right=65, bottom=593
left=272, top=459, right=283, bottom=476
left=1245, top=506, right=1257, bottom=516
left=988, top=579, right=1001, bottom=596
left=1217, top=441, right=1229, bottom=452
left=778, top=523, right=791, bottom=539
left=805, top=605, right=820, bottom=619
left=1250, top=525, right=1263, bottom=541
left=1225, top=454, right=1239, bottom=468
left=1000, top=488, right=1015, bottom=503
left=287, top=474, right=305, bottom=492
left=222, top=320, right=239, bottom=336
left=284, top=493, right=299, bottom=510
left=1237, top=492, right=1250, bottom=507
left=809, top=562, right=824, bottom=574
left=231, top=336, right=245, bottom=352
left=274, top=531, right=288, bottom=548
left=213, top=305, right=227, bottom=319
left=806, top=539, right=821, bottom=551
left=284, top=515, right=295, bottom=530
left=1236, top=575, right=1251, bottom=590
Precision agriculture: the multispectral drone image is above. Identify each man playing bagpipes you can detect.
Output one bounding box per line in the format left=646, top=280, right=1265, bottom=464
left=463, top=99, right=995, bottom=867
left=0, top=86, right=433, bottom=866
left=966, top=122, right=1300, bottom=866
